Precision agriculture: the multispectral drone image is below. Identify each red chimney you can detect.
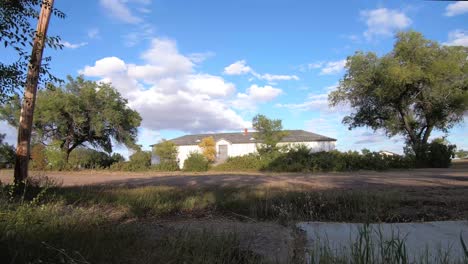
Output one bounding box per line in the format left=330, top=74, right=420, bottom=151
left=243, top=128, right=248, bottom=136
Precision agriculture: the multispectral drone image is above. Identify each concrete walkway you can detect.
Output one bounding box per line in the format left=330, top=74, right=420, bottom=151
left=297, top=221, right=468, bottom=263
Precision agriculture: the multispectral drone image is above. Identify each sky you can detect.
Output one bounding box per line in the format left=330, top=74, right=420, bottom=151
left=1, top=0, right=467, bottom=158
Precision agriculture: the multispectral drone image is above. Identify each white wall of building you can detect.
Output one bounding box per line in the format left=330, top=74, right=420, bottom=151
left=172, top=140, right=336, bottom=168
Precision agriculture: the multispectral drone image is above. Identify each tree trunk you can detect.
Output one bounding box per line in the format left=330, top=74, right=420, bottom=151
left=14, top=0, right=55, bottom=184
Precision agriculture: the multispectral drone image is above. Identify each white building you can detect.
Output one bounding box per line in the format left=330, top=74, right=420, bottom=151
left=152, top=129, right=337, bottom=168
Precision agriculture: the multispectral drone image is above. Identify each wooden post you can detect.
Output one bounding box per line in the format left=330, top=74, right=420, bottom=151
left=14, top=0, right=55, bottom=184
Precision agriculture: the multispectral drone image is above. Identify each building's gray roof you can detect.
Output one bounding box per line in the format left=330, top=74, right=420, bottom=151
left=160, top=130, right=336, bottom=146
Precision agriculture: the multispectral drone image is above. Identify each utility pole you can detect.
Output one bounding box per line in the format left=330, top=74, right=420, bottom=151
left=14, top=0, right=55, bottom=184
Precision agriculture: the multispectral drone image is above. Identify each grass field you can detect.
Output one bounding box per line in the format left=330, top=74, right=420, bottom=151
left=1, top=161, right=468, bottom=263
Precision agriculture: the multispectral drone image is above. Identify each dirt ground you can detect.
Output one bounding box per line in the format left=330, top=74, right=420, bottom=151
left=1, top=160, right=468, bottom=190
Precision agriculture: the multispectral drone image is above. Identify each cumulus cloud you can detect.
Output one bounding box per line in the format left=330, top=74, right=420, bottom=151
left=224, top=60, right=299, bottom=83
left=232, top=84, right=283, bottom=111
left=81, top=38, right=250, bottom=134
left=61, top=41, right=88, bottom=49
left=445, top=2, right=468, bottom=17
left=224, top=60, right=252, bottom=75
left=360, top=8, right=411, bottom=40
left=443, top=30, right=468, bottom=47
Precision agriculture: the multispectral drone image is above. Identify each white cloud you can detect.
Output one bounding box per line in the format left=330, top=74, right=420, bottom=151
left=61, top=41, right=88, bottom=49
left=188, top=52, right=215, bottom=63
left=276, top=93, right=329, bottom=112
left=360, top=8, right=411, bottom=40
left=224, top=60, right=299, bottom=83
left=319, top=60, right=346, bottom=75
left=232, top=84, right=283, bottom=110
left=99, top=0, right=142, bottom=24
left=443, top=30, right=468, bottom=47
left=224, top=60, right=252, bottom=75
left=256, top=73, right=299, bottom=82
left=81, top=37, right=249, bottom=134
left=445, top=2, right=468, bottom=17
left=87, top=28, right=100, bottom=39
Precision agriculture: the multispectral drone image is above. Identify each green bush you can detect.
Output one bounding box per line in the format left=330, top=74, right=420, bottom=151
left=183, top=152, right=209, bottom=172
left=427, top=139, right=456, bottom=168
left=110, top=151, right=152, bottom=171
left=212, top=153, right=274, bottom=171
left=213, top=146, right=414, bottom=172
left=151, top=161, right=180, bottom=171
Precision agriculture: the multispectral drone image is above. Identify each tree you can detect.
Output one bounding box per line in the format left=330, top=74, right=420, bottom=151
left=153, top=140, right=178, bottom=164
left=1, top=76, right=142, bottom=163
left=1, top=0, right=64, bottom=103
left=329, top=31, right=468, bottom=166
left=0, top=134, right=15, bottom=167
left=252, top=114, right=288, bottom=154
left=199, top=136, right=216, bottom=162
left=455, top=149, right=468, bottom=159
left=30, top=143, right=47, bottom=170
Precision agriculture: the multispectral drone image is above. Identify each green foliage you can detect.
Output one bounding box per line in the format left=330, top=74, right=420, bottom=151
left=151, top=161, right=180, bottom=171
left=0, top=133, right=15, bottom=167
left=110, top=150, right=151, bottom=171
left=456, top=149, right=468, bottom=159
left=329, top=31, right=468, bottom=166
left=1, top=76, right=142, bottom=163
left=68, top=147, right=121, bottom=169
left=214, top=146, right=413, bottom=172
left=183, top=152, right=209, bottom=172
left=43, top=141, right=67, bottom=170
left=153, top=140, right=178, bottom=162
left=212, top=153, right=274, bottom=171
left=0, top=0, right=65, bottom=103
left=427, top=138, right=456, bottom=168
left=252, top=114, right=288, bottom=154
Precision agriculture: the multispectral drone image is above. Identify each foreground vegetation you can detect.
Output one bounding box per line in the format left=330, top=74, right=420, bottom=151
left=1, top=175, right=467, bottom=263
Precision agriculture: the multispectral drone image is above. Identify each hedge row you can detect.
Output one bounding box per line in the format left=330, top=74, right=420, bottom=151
left=213, top=147, right=414, bottom=172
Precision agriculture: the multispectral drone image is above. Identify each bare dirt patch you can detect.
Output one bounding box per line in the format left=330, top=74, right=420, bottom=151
left=1, top=160, right=467, bottom=190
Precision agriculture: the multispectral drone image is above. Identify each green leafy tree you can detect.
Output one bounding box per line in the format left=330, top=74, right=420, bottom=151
left=455, top=149, right=468, bottom=159
left=0, top=76, right=142, bottom=162
left=153, top=140, right=178, bottom=163
left=252, top=114, right=287, bottom=154
left=0, top=0, right=65, bottom=103
left=0, top=134, right=15, bottom=166
left=329, top=31, right=468, bottom=166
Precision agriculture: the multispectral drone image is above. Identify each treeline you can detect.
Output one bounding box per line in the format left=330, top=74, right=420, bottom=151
left=30, top=143, right=125, bottom=170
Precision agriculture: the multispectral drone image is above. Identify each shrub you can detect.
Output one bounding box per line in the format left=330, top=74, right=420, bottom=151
left=30, top=144, right=48, bottom=170
left=213, top=147, right=414, bottom=172
left=427, top=139, right=456, bottom=168
left=212, top=153, right=274, bottom=171
left=151, top=161, right=180, bottom=171
left=183, top=152, right=209, bottom=172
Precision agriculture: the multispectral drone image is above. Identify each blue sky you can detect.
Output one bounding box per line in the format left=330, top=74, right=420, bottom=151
left=1, top=0, right=467, bottom=157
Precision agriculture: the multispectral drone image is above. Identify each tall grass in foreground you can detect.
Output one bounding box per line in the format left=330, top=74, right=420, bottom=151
left=308, top=225, right=468, bottom=264
left=52, top=184, right=468, bottom=223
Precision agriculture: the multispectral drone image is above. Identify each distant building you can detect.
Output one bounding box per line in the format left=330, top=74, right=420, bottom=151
left=379, top=150, right=400, bottom=156
left=152, top=129, right=337, bottom=168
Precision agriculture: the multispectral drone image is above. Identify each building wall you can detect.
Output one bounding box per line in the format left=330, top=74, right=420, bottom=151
left=168, top=140, right=336, bottom=168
